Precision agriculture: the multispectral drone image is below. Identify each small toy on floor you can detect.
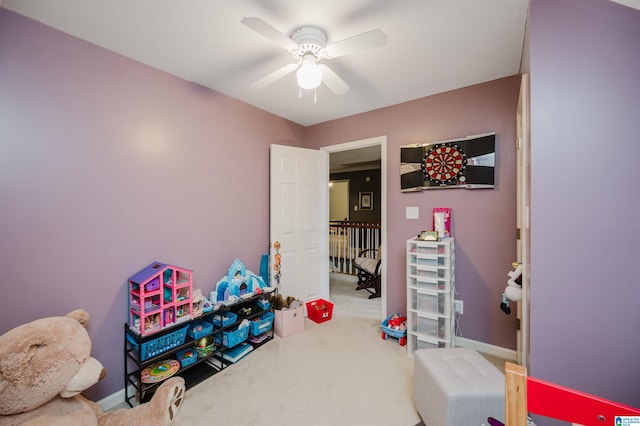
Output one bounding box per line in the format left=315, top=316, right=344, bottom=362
left=387, top=313, right=407, bottom=331
left=381, top=313, right=407, bottom=346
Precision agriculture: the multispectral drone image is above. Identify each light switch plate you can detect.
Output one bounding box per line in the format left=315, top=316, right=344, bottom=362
left=406, top=206, right=419, bottom=219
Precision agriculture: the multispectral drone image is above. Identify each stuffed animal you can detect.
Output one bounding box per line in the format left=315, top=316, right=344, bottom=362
left=271, top=294, right=297, bottom=310
left=272, top=294, right=285, bottom=310
left=0, top=309, right=185, bottom=426
left=504, top=264, right=523, bottom=302
left=501, top=264, right=523, bottom=315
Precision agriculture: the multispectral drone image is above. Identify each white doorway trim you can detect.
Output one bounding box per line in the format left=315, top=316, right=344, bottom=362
left=516, top=74, right=531, bottom=368
left=321, top=135, right=388, bottom=320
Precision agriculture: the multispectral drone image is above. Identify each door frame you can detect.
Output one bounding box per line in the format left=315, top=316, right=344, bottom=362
left=516, top=74, right=531, bottom=368
left=321, top=135, right=388, bottom=320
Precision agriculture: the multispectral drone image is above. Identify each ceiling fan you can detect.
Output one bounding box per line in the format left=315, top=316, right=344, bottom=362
left=241, top=17, right=387, bottom=96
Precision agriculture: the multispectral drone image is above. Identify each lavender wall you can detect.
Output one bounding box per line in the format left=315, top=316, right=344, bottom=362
left=0, top=3, right=542, bottom=404
left=529, top=0, right=640, bottom=415
left=3, top=0, right=636, bottom=413
left=0, top=8, right=305, bottom=400
left=306, top=77, right=521, bottom=350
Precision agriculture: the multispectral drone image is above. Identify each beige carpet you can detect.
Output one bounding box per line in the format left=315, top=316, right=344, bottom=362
left=173, top=311, right=420, bottom=426
left=119, top=275, right=508, bottom=425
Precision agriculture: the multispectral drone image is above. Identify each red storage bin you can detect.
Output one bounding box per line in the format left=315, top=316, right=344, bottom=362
left=306, top=299, right=334, bottom=324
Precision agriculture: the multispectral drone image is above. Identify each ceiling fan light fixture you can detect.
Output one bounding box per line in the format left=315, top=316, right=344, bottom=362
left=296, top=55, right=322, bottom=90
left=242, top=18, right=383, bottom=95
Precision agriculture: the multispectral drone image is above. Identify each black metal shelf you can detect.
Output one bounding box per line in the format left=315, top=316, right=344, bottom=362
left=124, top=290, right=276, bottom=407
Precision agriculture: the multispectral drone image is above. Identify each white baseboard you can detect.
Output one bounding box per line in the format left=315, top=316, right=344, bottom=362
left=454, top=336, right=517, bottom=361
left=97, top=385, right=137, bottom=411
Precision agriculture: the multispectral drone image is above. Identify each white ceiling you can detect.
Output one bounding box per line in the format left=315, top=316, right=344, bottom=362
left=2, top=0, right=530, bottom=127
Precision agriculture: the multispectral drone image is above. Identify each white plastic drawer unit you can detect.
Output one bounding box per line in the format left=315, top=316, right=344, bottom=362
left=417, top=314, right=451, bottom=340
left=416, top=337, right=448, bottom=351
left=411, top=243, right=452, bottom=257
left=407, top=253, right=451, bottom=268
left=408, top=276, right=451, bottom=292
left=416, top=290, right=450, bottom=316
left=406, top=237, right=455, bottom=355
left=411, top=264, right=453, bottom=281
left=408, top=334, right=450, bottom=353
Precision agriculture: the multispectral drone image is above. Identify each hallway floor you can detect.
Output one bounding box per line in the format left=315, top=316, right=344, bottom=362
left=329, top=271, right=381, bottom=320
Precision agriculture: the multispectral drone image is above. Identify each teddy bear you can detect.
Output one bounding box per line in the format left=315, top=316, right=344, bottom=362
left=0, top=309, right=185, bottom=426
left=271, top=294, right=297, bottom=310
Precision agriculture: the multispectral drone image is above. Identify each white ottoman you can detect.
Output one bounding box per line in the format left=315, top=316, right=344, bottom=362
left=413, top=348, right=505, bottom=426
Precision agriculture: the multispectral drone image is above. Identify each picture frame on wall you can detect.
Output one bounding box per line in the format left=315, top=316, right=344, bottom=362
left=359, top=192, right=373, bottom=210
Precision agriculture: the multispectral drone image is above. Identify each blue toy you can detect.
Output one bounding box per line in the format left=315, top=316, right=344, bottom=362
left=215, top=259, right=266, bottom=304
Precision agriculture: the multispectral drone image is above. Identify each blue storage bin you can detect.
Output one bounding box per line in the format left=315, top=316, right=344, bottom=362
left=188, top=319, right=213, bottom=340
left=257, top=299, right=270, bottom=311
left=215, top=324, right=250, bottom=348
left=211, top=311, right=238, bottom=327
left=250, top=311, right=274, bottom=336
left=177, top=347, right=198, bottom=368
left=127, top=324, right=189, bottom=361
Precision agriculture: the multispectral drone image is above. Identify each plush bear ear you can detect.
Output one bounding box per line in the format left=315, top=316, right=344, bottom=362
left=65, top=309, right=90, bottom=327
left=0, top=333, right=49, bottom=382
left=0, top=333, right=57, bottom=414
left=0, top=315, right=92, bottom=415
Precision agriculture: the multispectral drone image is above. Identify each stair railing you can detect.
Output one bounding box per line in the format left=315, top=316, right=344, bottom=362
left=329, top=221, right=381, bottom=275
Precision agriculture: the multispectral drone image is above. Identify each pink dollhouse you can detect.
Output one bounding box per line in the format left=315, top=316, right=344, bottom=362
left=128, top=262, right=193, bottom=335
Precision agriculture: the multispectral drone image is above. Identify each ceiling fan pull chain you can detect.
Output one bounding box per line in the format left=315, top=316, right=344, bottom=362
left=314, top=88, right=317, bottom=104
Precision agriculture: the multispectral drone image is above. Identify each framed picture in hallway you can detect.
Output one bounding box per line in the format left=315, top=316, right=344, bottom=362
left=359, top=192, right=373, bottom=210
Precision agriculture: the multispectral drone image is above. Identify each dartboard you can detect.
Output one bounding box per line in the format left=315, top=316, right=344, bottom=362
left=422, top=143, right=467, bottom=185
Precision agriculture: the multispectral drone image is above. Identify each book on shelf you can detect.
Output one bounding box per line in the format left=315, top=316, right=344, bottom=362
left=221, top=343, right=253, bottom=363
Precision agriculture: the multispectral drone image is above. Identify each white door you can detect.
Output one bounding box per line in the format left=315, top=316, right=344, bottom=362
left=270, top=144, right=329, bottom=304
left=516, top=73, right=531, bottom=367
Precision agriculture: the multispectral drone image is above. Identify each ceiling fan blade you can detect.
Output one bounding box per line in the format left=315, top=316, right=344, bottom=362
left=251, top=63, right=298, bottom=89
left=241, top=17, right=298, bottom=51
left=319, top=64, right=350, bottom=95
left=324, top=29, right=387, bottom=58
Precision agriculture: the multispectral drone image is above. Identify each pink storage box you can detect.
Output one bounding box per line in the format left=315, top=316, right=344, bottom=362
left=274, top=304, right=304, bottom=338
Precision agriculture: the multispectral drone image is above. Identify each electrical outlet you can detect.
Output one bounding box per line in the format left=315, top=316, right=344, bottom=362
left=454, top=299, right=464, bottom=314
